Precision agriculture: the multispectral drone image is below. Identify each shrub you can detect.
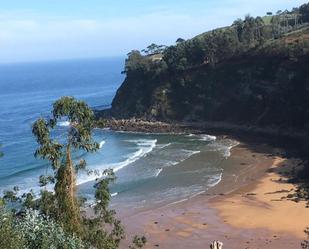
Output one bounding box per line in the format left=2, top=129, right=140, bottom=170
left=0, top=208, right=25, bottom=249
left=0, top=207, right=86, bottom=249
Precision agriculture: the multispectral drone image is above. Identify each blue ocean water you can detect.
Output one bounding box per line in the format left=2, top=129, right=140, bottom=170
left=0, top=57, right=236, bottom=211
left=0, top=57, right=124, bottom=191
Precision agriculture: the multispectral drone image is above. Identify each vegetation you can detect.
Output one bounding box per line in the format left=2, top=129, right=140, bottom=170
left=1, top=2, right=309, bottom=248
left=0, top=208, right=86, bottom=249
left=0, top=207, right=25, bottom=249
left=0, top=97, right=146, bottom=249
left=106, top=3, right=309, bottom=127
left=101, top=5, right=309, bottom=244
left=31, top=96, right=99, bottom=235
left=141, top=43, right=166, bottom=55
left=302, top=227, right=309, bottom=249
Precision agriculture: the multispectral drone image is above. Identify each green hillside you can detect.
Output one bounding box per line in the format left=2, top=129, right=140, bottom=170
left=102, top=3, right=309, bottom=132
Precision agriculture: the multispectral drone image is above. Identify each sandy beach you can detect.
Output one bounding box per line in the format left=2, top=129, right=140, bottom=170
left=120, top=141, right=309, bottom=249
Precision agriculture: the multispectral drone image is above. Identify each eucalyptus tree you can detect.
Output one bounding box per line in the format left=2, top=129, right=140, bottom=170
left=32, top=96, right=99, bottom=234
left=32, top=97, right=146, bottom=249
left=233, top=18, right=244, bottom=41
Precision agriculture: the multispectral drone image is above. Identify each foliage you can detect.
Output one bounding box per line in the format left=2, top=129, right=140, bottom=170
left=176, top=38, right=185, bottom=43
left=0, top=207, right=86, bottom=249
left=300, top=3, right=309, bottom=23
left=110, top=2, right=309, bottom=122
left=0, top=207, right=25, bottom=249
left=32, top=96, right=99, bottom=234
left=141, top=43, right=166, bottom=55
left=302, top=227, right=309, bottom=249
left=129, top=236, right=147, bottom=249
left=28, top=97, right=146, bottom=248
left=124, top=50, right=152, bottom=73
left=119, top=3, right=308, bottom=80
left=16, top=209, right=86, bottom=249
left=82, top=169, right=124, bottom=248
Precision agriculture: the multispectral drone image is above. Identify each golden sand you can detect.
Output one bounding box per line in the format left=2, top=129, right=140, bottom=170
left=211, top=157, right=309, bottom=238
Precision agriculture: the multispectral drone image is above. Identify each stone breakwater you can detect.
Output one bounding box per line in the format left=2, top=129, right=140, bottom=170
left=95, top=118, right=198, bottom=134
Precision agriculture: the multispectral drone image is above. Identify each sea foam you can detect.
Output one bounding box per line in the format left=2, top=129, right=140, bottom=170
left=77, top=139, right=157, bottom=185
left=99, top=141, right=106, bottom=149
left=58, top=121, right=70, bottom=127
left=186, top=133, right=217, bottom=142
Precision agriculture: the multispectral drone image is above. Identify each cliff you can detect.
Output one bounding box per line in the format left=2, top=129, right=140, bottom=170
left=99, top=4, right=309, bottom=136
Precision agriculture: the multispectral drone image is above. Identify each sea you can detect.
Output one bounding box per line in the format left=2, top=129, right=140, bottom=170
left=0, top=57, right=238, bottom=212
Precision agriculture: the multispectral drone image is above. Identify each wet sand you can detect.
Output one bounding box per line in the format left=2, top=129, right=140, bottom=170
left=120, top=142, right=308, bottom=249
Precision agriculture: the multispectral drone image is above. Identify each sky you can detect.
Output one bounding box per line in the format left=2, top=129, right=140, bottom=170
left=0, top=0, right=307, bottom=63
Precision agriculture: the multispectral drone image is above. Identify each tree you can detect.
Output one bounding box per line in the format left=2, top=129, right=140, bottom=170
left=142, top=43, right=166, bottom=55
left=124, top=50, right=149, bottom=73
left=255, top=16, right=265, bottom=41
left=176, top=38, right=185, bottom=44
left=31, top=97, right=146, bottom=249
left=300, top=3, right=309, bottom=23
left=0, top=208, right=25, bottom=249
left=233, top=18, right=244, bottom=41
left=242, top=15, right=257, bottom=45
left=32, top=96, right=99, bottom=234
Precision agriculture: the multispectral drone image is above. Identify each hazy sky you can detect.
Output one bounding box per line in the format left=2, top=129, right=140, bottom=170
left=0, top=0, right=306, bottom=63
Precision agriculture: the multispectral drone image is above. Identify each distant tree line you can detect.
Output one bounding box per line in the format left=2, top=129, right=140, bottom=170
left=123, top=2, right=309, bottom=74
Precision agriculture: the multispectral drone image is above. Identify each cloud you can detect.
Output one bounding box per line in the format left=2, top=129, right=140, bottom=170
left=0, top=0, right=306, bottom=63
left=0, top=13, right=224, bottom=63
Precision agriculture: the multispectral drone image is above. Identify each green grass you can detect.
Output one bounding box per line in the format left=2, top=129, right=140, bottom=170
left=262, top=16, right=273, bottom=25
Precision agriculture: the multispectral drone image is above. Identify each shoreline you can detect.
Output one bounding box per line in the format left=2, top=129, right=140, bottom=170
left=118, top=140, right=308, bottom=249
left=209, top=154, right=308, bottom=238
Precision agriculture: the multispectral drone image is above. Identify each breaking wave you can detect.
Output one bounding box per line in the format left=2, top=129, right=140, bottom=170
left=77, top=139, right=157, bottom=185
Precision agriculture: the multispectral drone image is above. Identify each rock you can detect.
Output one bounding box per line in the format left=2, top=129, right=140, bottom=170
left=96, top=118, right=196, bottom=133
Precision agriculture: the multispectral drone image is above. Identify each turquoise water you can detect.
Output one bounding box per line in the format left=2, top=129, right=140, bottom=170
left=0, top=58, right=236, bottom=210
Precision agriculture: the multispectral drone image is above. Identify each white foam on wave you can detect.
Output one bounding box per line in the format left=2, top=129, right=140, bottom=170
left=190, top=190, right=206, bottom=199
left=186, top=133, right=216, bottom=142
left=111, top=192, right=118, bottom=197
left=208, top=139, right=239, bottom=159
left=111, top=139, right=157, bottom=173
left=156, top=143, right=172, bottom=149
left=77, top=139, right=157, bottom=185
left=58, top=121, right=70, bottom=127
left=99, top=141, right=105, bottom=149
left=186, top=134, right=195, bottom=137
left=161, top=149, right=201, bottom=168
left=208, top=172, right=223, bottom=187
left=223, top=141, right=240, bottom=158
left=113, top=148, right=143, bottom=172
left=200, top=134, right=217, bottom=141
left=181, top=149, right=201, bottom=157
left=155, top=168, right=163, bottom=177
left=165, top=198, right=189, bottom=207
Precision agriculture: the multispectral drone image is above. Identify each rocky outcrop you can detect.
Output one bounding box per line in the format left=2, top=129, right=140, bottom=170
left=99, top=27, right=309, bottom=136
left=95, top=118, right=197, bottom=133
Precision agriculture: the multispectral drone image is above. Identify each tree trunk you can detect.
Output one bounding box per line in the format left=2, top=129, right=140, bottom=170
left=66, top=144, right=76, bottom=200
left=55, top=144, right=81, bottom=234
left=210, top=241, right=223, bottom=249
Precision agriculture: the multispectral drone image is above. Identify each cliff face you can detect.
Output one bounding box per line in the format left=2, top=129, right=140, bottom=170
left=102, top=26, right=309, bottom=133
